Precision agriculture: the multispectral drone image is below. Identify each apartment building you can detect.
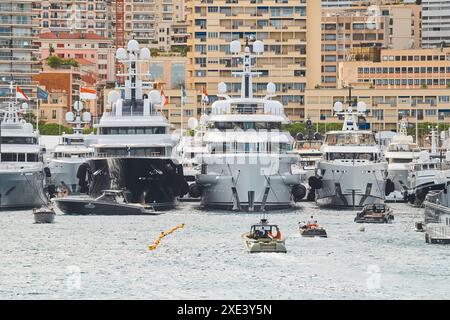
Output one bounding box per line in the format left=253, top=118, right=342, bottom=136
left=35, top=90, right=69, bottom=125
left=36, top=31, right=115, bottom=81
left=186, top=0, right=322, bottom=122
left=305, top=86, right=450, bottom=131
left=33, top=0, right=111, bottom=38
left=422, top=0, right=450, bottom=48
left=32, top=64, right=83, bottom=111
left=338, top=48, right=450, bottom=89
left=0, top=0, right=40, bottom=105
left=321, top=2, right=421, bottom=88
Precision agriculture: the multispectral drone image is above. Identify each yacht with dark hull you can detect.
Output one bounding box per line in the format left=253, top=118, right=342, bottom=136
left=54, top=40, right=188, bottom=213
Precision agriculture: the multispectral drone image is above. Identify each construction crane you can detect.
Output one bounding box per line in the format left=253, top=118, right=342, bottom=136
left=114, top=0, right=125, bottom=83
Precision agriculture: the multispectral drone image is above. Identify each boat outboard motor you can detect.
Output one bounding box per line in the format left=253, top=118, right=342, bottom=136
left=385, top=179, right=395, bottom=196
left=189, top=183, right=203, bottom=198
left=292, top=184, right=307, bottom=202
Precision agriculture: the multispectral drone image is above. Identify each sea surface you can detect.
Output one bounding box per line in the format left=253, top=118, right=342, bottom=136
left=1, top=202, right=449, bottom=300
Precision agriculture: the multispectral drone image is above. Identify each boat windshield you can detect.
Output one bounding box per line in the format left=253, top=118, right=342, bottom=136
left=325, top=132, right=376, bottom=146
left=251, top=224, right=278, bottom=238
left=387, top=143, right=420, bottom=152
left=327, top=152, right=377, bottom=161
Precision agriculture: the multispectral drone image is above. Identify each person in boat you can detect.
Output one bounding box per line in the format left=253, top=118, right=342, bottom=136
left=307, top=216, right=318, bottom=229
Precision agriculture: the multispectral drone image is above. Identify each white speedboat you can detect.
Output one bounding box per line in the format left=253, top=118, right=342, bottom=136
left=242, top=218, right=287, bottom=253
left=189, top=39, right=305, bottom=211
left=47, top=105, right=94, bottom=194
left=310, top=101, right=390, bottom=208
left=0, top=83, right=48, bottom=209
left=78, top=40, right=188, bottom=210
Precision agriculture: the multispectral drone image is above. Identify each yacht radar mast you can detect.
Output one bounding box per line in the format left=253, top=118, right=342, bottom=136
left=333, top=101, right=367, bottom=131
left=230, top=38, right=263, bottom=99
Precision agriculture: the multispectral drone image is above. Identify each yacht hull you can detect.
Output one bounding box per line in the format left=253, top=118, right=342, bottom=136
left=0, top=170, right=47, bottom=209
left=197, top=155, right=302, bottom=211
left=79, top=157, right=188, bottom=208
left=48, top=159, right=85, bottom=193
left=53, top=197, right=163, bottom=215
left=315, top=162, right=387, bottom=208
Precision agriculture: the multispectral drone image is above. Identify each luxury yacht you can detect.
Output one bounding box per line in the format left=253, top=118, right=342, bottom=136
left=310, top=101, right=391, bottom=208
left=0, top=84, right=48, bottom=209
left=384, top=118, right=420, bottom=201
left=189, top=39, right=305, bottom=211
left=403, top=127, right=450, bottom=206
left=55, top=40, right=188, bottom=212
left=47, top=103, right=94, bottom=194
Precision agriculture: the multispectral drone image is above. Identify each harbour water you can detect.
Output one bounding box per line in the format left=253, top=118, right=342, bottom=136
left=1, top=202, right=450, bottom=300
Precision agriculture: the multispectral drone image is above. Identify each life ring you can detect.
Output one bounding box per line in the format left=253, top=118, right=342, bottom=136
left=269, top=230, right=281, bottom=240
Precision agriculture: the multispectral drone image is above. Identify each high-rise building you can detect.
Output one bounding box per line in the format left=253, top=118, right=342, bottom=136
left=186, top=0, right=321, bottom=122
left=33, top=0, right=112, bottom=38
left=422, top=0, right=450, bottom=48
left=0, top=0, right=40, bottom=105
left=321, top=2, right=421, bottom=88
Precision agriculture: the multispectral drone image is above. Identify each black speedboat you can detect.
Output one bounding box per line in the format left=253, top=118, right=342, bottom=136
left=354, top=203, right=394, bottom=224
left=54, top=190, right=161, bottom=215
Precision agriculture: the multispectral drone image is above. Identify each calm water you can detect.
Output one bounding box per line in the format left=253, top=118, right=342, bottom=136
left=1, top=202, right=449, bottom=300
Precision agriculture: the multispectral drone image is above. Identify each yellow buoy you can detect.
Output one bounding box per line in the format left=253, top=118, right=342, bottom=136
left=148, top=223, right=185, bottom=252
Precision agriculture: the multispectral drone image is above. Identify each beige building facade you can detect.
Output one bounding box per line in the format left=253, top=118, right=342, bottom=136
left=186, top=0, right=322, bottom=122
left=305, top=86, right=450, bottom=131
left=338, top=48, right=450, bottom=89
left=321, top=2, right=421, bottom=88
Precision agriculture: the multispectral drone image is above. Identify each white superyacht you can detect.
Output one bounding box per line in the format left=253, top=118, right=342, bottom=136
left=47, top=102, right=94, bottom=193
left=0, top=84, right=47, bottom=209
left=384, top=118, right=420, bottom=200
left=310, top=102, right=390, bottom=208
left=189, top=39, right=305, bottom=211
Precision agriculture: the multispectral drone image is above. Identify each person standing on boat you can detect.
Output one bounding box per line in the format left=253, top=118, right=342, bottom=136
left=307, top=216, right=318, bottom=228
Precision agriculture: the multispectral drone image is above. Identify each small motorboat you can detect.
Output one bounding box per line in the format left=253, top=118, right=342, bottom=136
left=33, top=207, right=56, bottom=224
left=53, top=190, right=161, bottom=215
left=299, top=222, right=327, bottom=238
left=354, top=203, right=394, bottom=224
left=242, top=219, right=287, bottom=253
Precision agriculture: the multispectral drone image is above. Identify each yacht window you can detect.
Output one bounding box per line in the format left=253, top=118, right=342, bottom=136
left=325, top=133, right=375, bottom=146
left=1, top=153, right=16, bottom=161
left=390, top=158, right=412, bottom=164
left=18, top=153, right=25, bottom=162
left=328, top=153, right=375, bottom=161
left=27, top=154, right=38, bottom=162
left=136, top=128, right=145, bottom=134
left=0, top=137, right=37, bottom=144
left=119, top=128, right=127, bottom=134
left=110, top=128, right=119, bottom=134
